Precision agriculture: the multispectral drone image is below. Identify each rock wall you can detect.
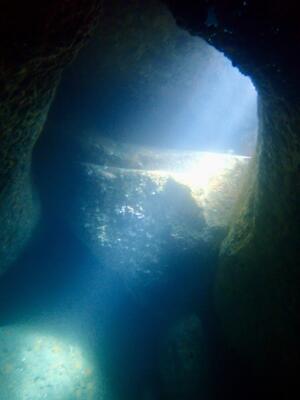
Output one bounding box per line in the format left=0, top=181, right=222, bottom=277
left=164, top=0, right=300, bottom=383
left=0, top=1, right=102, bottom=275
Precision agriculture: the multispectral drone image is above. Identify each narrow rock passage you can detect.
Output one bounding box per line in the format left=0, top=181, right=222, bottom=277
left=0, top=137, right=260, bottom=400
left=1, top=1, right=299, bottom=398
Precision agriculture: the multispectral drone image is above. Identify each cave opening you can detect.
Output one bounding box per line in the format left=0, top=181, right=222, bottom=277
left=0, top=2, right=262, bottom=400
left=1, top=0, right=300, bottom=398
left=39, top=0, right=258, bottom=158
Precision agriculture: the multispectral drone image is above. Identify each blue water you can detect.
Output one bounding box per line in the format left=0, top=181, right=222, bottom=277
left=0, top=179, right=263, bottom=399
left=0, top=6, right=261, bottom=396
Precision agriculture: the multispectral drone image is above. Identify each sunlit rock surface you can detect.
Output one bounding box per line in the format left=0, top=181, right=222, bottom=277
left=67, top=137, right=249, bottom=301
left=160, top=314, right=208, bottom=399
left=0, top=326, right=104, bottom=400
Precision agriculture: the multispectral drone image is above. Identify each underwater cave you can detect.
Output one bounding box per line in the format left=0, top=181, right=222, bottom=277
left=0, top=1, right=299, bottom=399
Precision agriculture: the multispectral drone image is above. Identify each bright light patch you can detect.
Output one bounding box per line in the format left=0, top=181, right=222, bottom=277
left=84, top=138, right=251, bottom=249
left=0, top=326, right=101, bottom=400
left=169, top=152, right=240, bottom=189
left=162, top=151, right=249, bottom=225
left=123, top=148, right=250, bottom=205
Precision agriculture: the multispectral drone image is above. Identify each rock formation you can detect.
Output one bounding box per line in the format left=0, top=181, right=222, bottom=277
left=164, top=0, right=300, bottom=384
left=1, top=0, right=299, bottom=393
left=0, top=1, right=102, bottom=275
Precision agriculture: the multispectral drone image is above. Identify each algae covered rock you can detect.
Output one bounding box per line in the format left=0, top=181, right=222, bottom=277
left=160, top=314, right=209, bottom=399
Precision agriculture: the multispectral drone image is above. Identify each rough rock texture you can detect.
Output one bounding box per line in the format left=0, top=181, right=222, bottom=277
left=63, top=137, right=249, bottom=307
left=164, top=0, right=300, bottom=382
left=160, top=314, right=209, bottom=399
left=0, top=1, right=102, bottom=275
